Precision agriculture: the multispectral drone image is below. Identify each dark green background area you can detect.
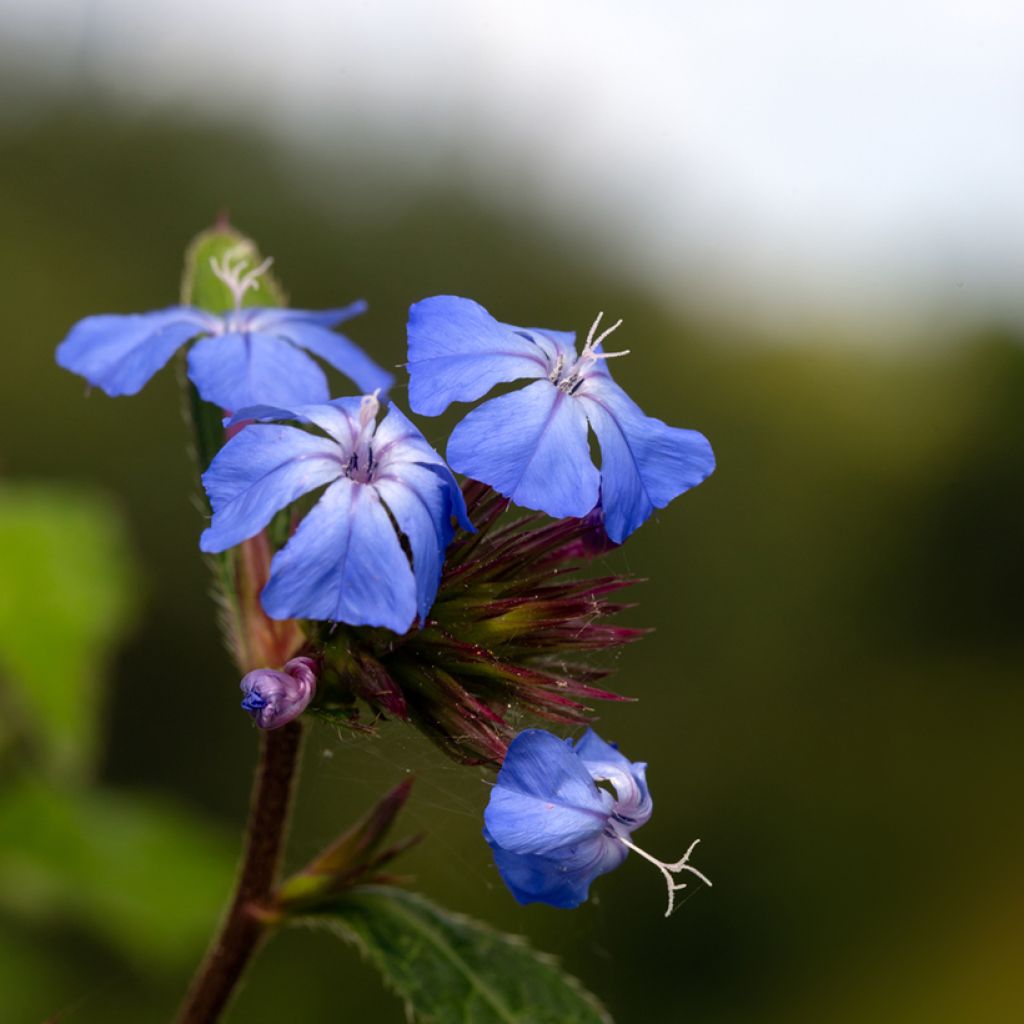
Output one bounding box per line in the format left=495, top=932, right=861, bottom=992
left=1, top=98, right=1022, bottom=1024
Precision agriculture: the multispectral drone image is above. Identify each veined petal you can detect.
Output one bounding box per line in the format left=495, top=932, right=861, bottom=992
left=261, top=477, right=418, bottom=631
left=407, top=296, right=549, bottom=416
left=56, top=307, right=212, bottom=396
left=484, top=829, right=627, bottom=909
left=374, top=463, right=455, bottom=621
left=447, top=380, right=600, bottom=520
left=511, top=326, right=577, bottom=369
left=576, top=375, right=715, bottom=543
left=245, top=302, right=367, bottom=330
left=373, top=404, right=472, bottom=530
left=483, top=729, right=612, bottom=856
left=573, top=729, right=652, bottom=828
left=187, top=332, right=329, bottom=411
left=199, top=424, right=343, bottom=552
left=259, top=309, right=394, bottom=395
left=225, top=398, right=364, bottom=449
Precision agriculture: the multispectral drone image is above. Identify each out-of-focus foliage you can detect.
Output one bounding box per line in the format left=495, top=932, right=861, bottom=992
left=0, top=486, right=134, bottom=779
left=0, top=779, right=232, bottom=969
left=1, top=93, right=1022, bottom=1024
left=0, top=484, right=234, bottom=1022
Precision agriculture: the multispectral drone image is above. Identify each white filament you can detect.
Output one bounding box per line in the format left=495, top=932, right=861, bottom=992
left=619, top=836, right=712, bottom=917
left=209, top=247, right=274, bottom=311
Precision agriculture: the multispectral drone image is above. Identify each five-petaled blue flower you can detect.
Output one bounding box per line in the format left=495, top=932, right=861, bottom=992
left=484, top=728, right=710, bottom=915
left=200, top=393, right=471, bottom=633
left=56, top=253, right=393, bottom=411
left=406, top=296, right=715, bottom=543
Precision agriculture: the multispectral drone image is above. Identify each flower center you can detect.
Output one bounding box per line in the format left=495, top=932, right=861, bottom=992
left=550, top=311, right=631, bottom=394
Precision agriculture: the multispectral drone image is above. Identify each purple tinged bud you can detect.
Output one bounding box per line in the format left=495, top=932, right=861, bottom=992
left=239, top=656, right=318, bottom=729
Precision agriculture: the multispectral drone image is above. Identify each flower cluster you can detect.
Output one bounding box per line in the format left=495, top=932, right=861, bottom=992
left=57, top=241, right=714, bottom=913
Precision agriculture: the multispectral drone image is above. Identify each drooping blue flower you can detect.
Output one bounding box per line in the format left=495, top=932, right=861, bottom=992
left=483, top=728, right=710, bottom=914
left=406, top=296, right=715, bottom=543
left=200, top=393, right=471, bottom=633
left=56, top=253, right=392, bottom=411
left=240, top=656, right=318, bottom=730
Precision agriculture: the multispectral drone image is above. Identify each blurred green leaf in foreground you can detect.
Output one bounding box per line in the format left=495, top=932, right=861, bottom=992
left=0, top=484, right=233, bottom=1020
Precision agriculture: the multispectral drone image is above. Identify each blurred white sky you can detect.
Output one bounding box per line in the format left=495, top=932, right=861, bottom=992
left=4, top=0, right=1024, bottom=338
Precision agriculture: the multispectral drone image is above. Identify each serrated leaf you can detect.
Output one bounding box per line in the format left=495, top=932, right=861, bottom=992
left=296, top=886, right=613, bottom=1024
left=0, top=484, right=136, bottom=781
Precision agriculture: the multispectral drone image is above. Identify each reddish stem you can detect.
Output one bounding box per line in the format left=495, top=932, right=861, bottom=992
left=176, top=721, right=303, bottom=1023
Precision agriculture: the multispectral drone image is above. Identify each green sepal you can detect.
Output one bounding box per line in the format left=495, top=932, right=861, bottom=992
left=276, top=777, right=420, bottom=910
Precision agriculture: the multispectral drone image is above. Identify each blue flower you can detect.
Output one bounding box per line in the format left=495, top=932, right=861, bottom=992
left=56, top=253, right=393, bottom=411
left=199, top=393, right=471, bottom=633
left=483, top=728, right=710, bottom=914
left=406, top=296, right=715, bottom=543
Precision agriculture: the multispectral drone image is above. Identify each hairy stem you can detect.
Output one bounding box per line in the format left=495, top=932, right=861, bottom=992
left=176, top=721, right=304, bottom=1023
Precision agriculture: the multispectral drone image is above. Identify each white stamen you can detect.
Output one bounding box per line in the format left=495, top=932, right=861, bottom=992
left=581, top=312, right=629, bottom=363
left=583, top=311, right=606, bottom=351
left=618, top=836, right=712, bottom=917
left=591, top=316, right=624, bottom=352
left=548, top=352, right=565, bottom=383
left=358, top=389, right=381, bottom=432
left=209, top=247, right=274, bottom=312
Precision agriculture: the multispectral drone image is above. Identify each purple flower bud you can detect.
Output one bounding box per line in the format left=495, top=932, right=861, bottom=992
left=239, top=656, right=317, bottom=729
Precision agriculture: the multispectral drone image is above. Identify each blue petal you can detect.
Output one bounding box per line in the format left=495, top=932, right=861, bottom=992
left=483, top=729, right=611, bottom=857
left=373, top=404, right=472, bottom=531
left=261, top=477, right=418, bottom=631
left=56, top=307, right=212, bottom=396
left=250, top=305, right=394, bottom=396
left=573, top=729, right=652, bottom=829
left=510, top=326, right=577, bottom=369
left=484, top=828, right=627, bottom=909
left=245, top=302, right=367, bottom=329
left=576, top=375, right=715, bottom=543
left=406, top=296, right=549, bottom=416
left=187, top=332, right=329, bottom=411
left=225, top=398, right=365, bottom=448
left=374, top=463, right=455, bottom=622
left=447, top=380, right=600, bottom=520
left=199, top=424, right=343, bottom=552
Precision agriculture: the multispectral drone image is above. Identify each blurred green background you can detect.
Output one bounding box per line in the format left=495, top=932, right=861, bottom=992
left=2, top=24, right=1024, bottom=1024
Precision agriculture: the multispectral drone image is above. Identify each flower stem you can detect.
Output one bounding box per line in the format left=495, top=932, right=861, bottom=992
left=176, top=720, right=304, bottom=1023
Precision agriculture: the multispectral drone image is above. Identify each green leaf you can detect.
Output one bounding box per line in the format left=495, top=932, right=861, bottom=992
left=0, top=778, right=233, bottom=971
left=296, top=886, right=613, bottom=1024
left=0, top=484, right=136, bottom=781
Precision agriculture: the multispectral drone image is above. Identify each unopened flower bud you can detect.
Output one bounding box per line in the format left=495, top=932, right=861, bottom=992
left=239, top=656, right=317, bottom=729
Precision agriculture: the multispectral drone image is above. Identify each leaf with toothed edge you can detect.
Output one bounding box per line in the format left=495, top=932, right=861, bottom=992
left=295, top=886, right=613, bottom=1024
